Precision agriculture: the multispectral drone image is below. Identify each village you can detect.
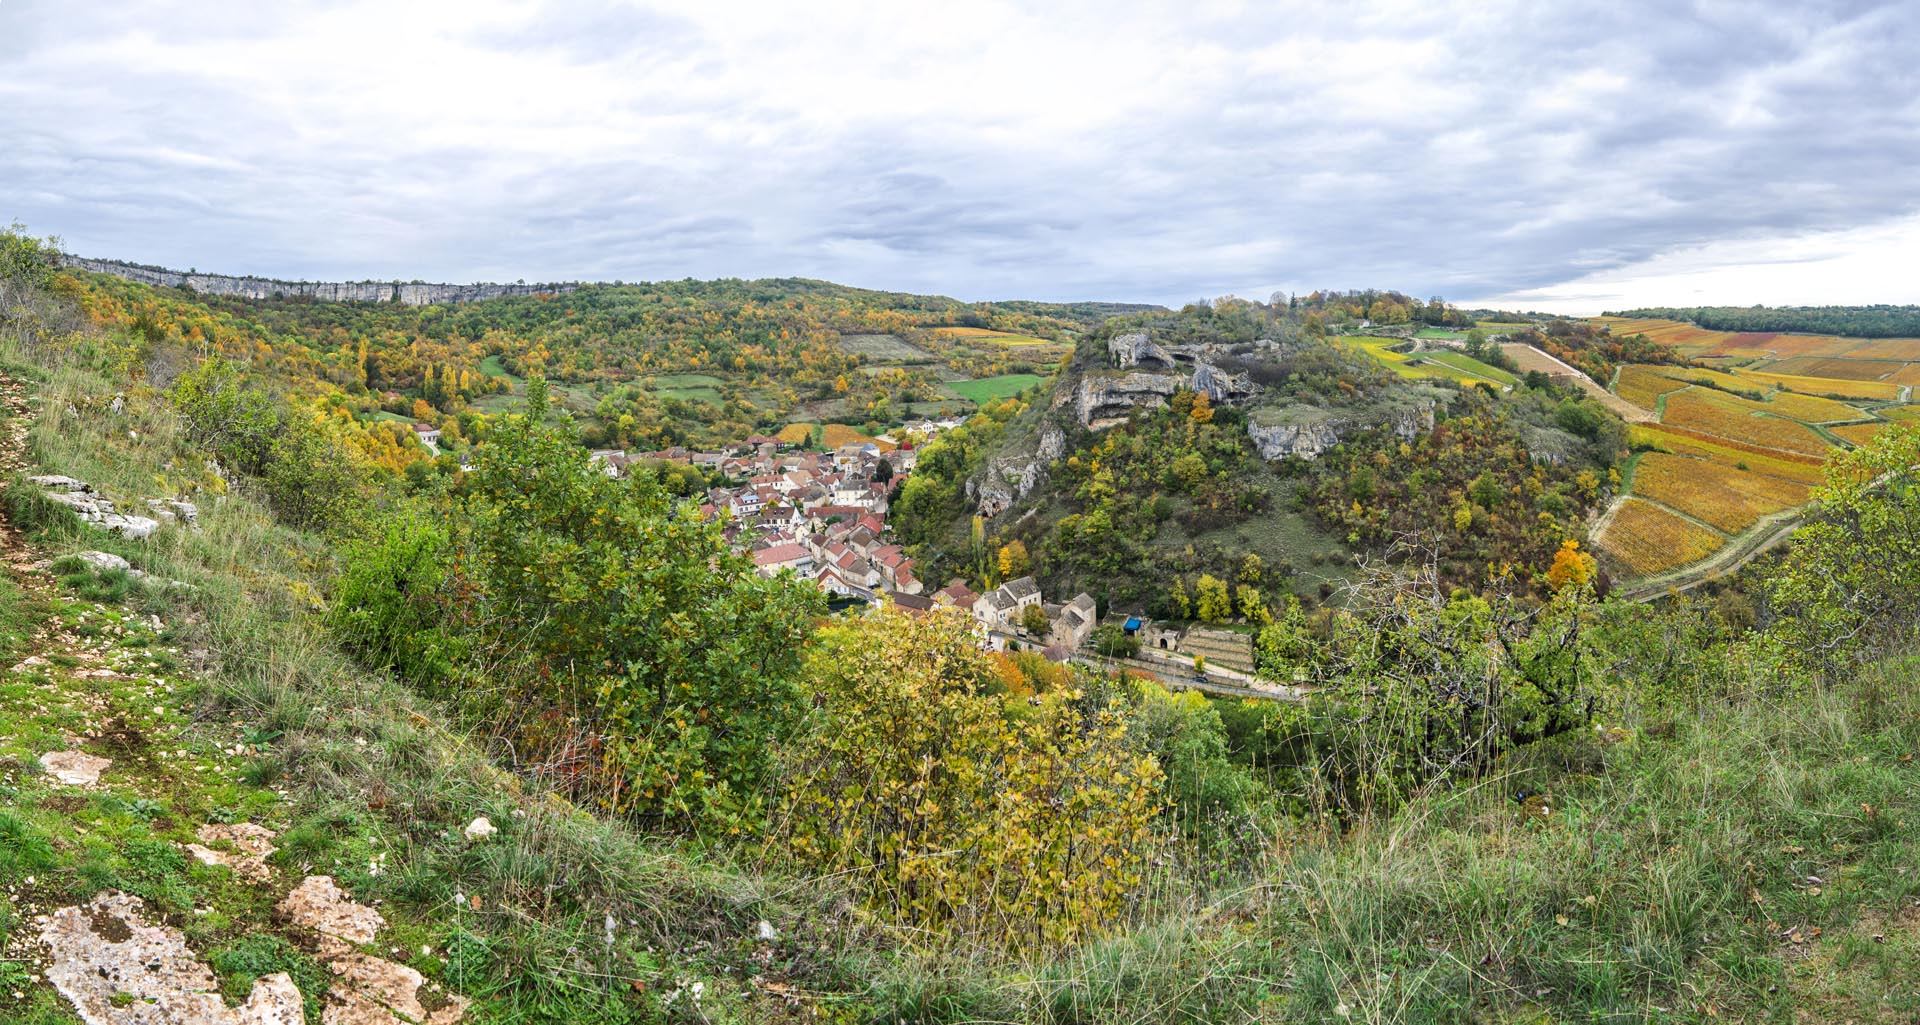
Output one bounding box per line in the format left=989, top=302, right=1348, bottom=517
left=572, top=417, right=1277, bottom=692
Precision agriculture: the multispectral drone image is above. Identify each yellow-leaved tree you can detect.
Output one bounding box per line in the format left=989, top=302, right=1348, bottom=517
left=773, top=608, right=1163, bottom=949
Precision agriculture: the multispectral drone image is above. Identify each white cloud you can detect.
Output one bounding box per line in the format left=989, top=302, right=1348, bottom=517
left=1473, top=212, right=1920, bottom=315
left=1, top=0, right=1916, bottom=305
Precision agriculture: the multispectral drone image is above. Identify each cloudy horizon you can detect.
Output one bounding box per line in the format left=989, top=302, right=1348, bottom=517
left=4, top=0, right=1918, bottom=315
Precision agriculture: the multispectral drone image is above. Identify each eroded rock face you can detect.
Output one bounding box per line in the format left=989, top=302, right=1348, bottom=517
left=1107, top=332, right=1178, bottom=370
left=60, top=257, right=577, bottom=307
left=1246, top=402, right=1436, bottom=461
left=38, top=891, right=304, bottom=1025
left=1074, top=373, right=1184, bottom=429
left=967, top=424, right=1066, bottom=518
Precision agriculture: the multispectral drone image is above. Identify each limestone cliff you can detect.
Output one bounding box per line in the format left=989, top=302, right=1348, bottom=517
left=1245, top=400, right=1436, bottom=460
left=61, top=256, right=578, bottom=306
left=967, top=422, right=1065, bottom=517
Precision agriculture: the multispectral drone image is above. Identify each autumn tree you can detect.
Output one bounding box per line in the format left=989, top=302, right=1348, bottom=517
left=1195, top=574, right=1232, bottom=623
left=776, top=609, right=1162, bottom=947
left=997, top=540, right=1031, bottom=580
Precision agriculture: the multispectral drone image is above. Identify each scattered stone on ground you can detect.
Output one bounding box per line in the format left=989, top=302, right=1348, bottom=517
left=278, top=876, right=386, bottom=945
left=324, top=953, right=470, bottom=1025
left=462, top=816, right=496, bottom=841
left=75, top=550, right=131, bottom=572
left=40, top=749, right=112, bottom=786
left=183, top=823, right=280, bottom=883
left=37, top=891, right=305, bottom=1025
left=27, top=473, right=163, bottom=539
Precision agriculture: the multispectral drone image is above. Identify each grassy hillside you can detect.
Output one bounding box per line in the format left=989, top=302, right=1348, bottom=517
left=5, top=232, right=1919, bottom=1024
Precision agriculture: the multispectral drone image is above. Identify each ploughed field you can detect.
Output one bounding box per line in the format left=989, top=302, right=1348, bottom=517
left=1590, top=320, right=1917, bottom=582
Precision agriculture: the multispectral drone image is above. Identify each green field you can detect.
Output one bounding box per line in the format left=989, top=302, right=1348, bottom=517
left=947, top=373, right=1044, bottom=404
left=1415, top=328, right=1464, bottom=339
left=1422, top=350, right=1520, bottom=386
left=478, top=354, right=522, bottom=383
left=646, top=373, right=725, bottom=405
left=1338, top=337, right=1513, bottom=388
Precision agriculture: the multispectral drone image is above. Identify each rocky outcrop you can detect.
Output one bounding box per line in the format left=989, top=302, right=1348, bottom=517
left=1073, top=372, right=1184, bottom=429
left=1246, top=401, right=1436, bottom=461
left=968, top=423, right=1065, bottom=517
left=29, top=475, right=161, bottom=539
left=1108, top=332, right=1178, bottom=369
left=1069, top=362, right=1255, bottom=430
left=1190, top=361, right=1255, bottom=404
left=61, top=256, right=577, bottom=307
left=39, top=891, right=305, bottom=1025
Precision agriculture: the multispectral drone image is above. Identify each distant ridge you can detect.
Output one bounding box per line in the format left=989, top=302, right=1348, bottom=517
left=59, top=255, right=579, bottom=306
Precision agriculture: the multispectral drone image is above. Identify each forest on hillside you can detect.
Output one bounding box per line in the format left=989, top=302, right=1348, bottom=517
left=1614, top=304, right=1920, bottom=338
left=895, top=298, right=1632, bottom=616
left=58, top=266, right=1119, bottom=452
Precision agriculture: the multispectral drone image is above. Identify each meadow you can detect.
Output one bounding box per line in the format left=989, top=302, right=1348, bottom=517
left=1337, top=337, right=1513, bottom=388
left=647, top=372, right=726, bottom=404
left=947, top=373, right=1044, bottom=404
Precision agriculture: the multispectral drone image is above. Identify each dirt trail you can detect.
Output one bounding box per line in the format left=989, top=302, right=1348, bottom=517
left=1501, top=344, right=1655, bottom=424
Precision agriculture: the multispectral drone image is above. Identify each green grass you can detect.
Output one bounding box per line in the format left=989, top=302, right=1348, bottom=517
left=1337, top=337, right=1518, bottom=388
left=885, top=652, right=1920, bottom=1022
left=645, top=373, right=725, bottom=406
left=477, top=355, right=521, bottom=385
left=947, top=373, right=1045, bottom=404
left=1422, top=350, right=1520, bottom=386
left=0, top=342, right=892, bottom=1024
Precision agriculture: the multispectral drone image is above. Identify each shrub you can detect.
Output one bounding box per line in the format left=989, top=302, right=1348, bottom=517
left=776, top=608, right=1163, bottom=949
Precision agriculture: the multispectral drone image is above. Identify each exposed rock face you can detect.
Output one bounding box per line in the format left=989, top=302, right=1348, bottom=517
left=1246, top=401, right=1436, bottom=461
left=1070, top=363, right=1255, bottom=430
left=61, top=256, right=577, bottom=307
left=28, top=475, right=193, bottom=539
left=968, top=423, right=1066, bottom=518
left=1074, top=373, right=1183, bottom=429
left=1190, top=362, right=1255, bottom=404
left=1107, top=332, right=1178, bottom=369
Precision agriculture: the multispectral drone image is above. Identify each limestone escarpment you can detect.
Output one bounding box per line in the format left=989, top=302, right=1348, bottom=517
left=1246, top=400, right=1436, bottom=460
left=60, top=256, right=578, bottom=306
left=968, top=422, right=1065, bottom=517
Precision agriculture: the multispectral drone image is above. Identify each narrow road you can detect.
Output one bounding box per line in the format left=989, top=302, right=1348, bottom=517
left=1501, top=344, right=1655, bottom=423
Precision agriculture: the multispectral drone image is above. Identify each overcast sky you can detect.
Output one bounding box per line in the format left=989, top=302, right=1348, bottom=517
left=4, top=0, right=1917, bottom=313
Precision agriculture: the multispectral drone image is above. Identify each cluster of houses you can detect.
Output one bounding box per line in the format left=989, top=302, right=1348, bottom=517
left=591, top=433, right=926, bottom=601
left=587, top=423, right=1100, bottom=659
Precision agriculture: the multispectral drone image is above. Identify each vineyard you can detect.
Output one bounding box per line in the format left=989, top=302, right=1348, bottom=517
left=1660, top=389, right=1832, bottom=457
left=1594, top=498, right=1727, bottom=576
left=1591, top=317, right=1919, bottom=584
left=1615, top=365, right=1690, bottom=410
left=1628, top=453, right=1811, bottom=534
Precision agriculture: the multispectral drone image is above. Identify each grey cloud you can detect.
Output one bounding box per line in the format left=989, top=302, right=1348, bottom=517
left=3, top=0, right=1917, bottom=306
